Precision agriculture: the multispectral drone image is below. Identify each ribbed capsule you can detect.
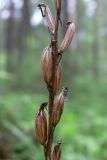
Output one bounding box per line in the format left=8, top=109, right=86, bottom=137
left=38, top=4, right=55, bottom=34
left=41, top=46, right=53, bottom=85
left=60, top=22, right=75, bottom=53
left=35, top=103, right=47, bottom=145
left=52, top=87, right=68, bottom=126
left=53, top=64, right=62, bottom=94
left=52, top=141, right=62, bottom=160
left=44, top=4, right=55, bottom=34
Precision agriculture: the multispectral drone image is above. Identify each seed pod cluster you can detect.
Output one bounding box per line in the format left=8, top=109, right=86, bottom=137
left=52, top=87, right=68, bottom=126
left=35, top=103, right=47, bottom=145
left=52, top=140, right=62, bottom=160
left=60, top=22, right=75, bottom=53
left=53, top=64, right=62, bottom=94
left=36, top=2, right=75, bottom=159
left=41, top=46, right=53, bottom=85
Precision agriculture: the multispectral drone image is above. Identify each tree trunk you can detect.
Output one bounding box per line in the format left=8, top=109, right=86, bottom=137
left=61, top=0, right=68, bottom=37
left=16, top=0, right=31, bottom=88
left=92, top=0, right=100, bottom=79
left=61, top=0, right=77, bottom=88
left=17, top=0, right=31, bottom=59
left=6, top=1, right=14, bottom=72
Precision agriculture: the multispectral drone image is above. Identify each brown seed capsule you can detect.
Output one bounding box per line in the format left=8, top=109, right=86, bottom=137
left=39, top=4, right=55, bottom=34
left=55, top=0, right=61, bottom=13
left=35, top=103, right=47, bottom=145
left=38, top=4, right=55, bottom=33
left=60, top=22, right=75, bottom=53
left=41, top=46, right=53, bottom=85
left=52, top=87, right=68, bottom=126
left=52, top=140, right=62, bottom=160
left=53, top=64, right=62, bottom=94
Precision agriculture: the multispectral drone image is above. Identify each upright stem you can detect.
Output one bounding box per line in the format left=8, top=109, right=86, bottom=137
left=45, top=11, right=60, bottom=160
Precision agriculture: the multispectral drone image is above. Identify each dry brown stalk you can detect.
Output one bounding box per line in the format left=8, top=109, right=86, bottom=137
left=35, top=1, right=75, bottom=160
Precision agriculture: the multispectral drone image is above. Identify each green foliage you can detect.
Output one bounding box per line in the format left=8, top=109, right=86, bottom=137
left=0, top=77, right=107, bottom=159
left=0, top=53, right=14, bottom=93
left=0, top=93, right=47, bottom=159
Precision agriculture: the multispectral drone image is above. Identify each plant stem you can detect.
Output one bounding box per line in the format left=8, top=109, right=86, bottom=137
left=45, top=10, right=60, bottom=160
left=44, top=145, right=47, bottom=160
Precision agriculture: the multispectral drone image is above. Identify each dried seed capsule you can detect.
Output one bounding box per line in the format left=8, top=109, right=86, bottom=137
left=44, top=5, right=55, bottom=34
left=53, top=64, right=62, bottom=94
left=35, top=103, right=47, bottom=145
left=41, top=46, right=53, bottom=85
left=52, top=140, right=62, bottom=160
left=60, top=22, right=75, bottom=53
left=52, top=87, right=68, bottom=126
left=38, top=4, right=55, bottom=34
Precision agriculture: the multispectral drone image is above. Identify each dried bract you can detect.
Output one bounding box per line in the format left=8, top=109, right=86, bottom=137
left=60, top=22, right=75, bottom=53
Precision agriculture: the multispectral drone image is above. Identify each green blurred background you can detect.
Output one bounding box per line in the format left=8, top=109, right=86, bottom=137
left=0, top=0, right=107, bottom=159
